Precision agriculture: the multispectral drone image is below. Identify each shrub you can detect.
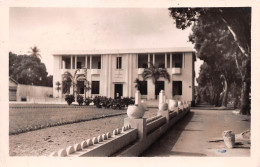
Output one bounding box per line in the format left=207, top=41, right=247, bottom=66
left=91, top=96, right=135, bottom=110
left=84, top=97, right=92, bottom=106
left=65, top=94, right=75, bottom=105
left=77, top=95, right=84, bottom=105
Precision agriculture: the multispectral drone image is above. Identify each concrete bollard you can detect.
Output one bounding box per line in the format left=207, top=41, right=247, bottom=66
left=87, top=139, right=93, bottom=146
left=106, top=132, right=111, bottom=138
left=74, top=143, right=82, bottom=151
left=81, top=141, right=88, bottom=149
left=97, top=135, right=103, bottom=142
left=58, top=149, right=67, bottom=157
left=122, top=126, right=126, bottom=132
left=113, top=129, right=118, bottom=136
left=159, top=90, right=165, bottom=104
left=49, top=151, right=58, bottom=157
left=66, top=146, right=75, bottom=154
left=102, top=134, right=107, bottom=140
left=92, top=137, right=98, bottom=144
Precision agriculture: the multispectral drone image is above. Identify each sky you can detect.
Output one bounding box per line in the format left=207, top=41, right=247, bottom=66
left=9, top=7, right=203, bottom=79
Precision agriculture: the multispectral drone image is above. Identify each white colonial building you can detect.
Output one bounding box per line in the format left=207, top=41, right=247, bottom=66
left=53, top=47, right=196, bottom=103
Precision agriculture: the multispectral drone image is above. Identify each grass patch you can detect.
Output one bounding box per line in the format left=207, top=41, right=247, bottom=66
left=9, top=104, right=126, bottom=135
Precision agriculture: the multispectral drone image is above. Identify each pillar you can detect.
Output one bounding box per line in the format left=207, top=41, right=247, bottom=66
left=165, top=53, right=167, bottom=68
left=170, top=53, right=172, bottom=68
left=148, top=54, right=150, bottom=67
left=75, top=56, right=77, bottom=69
left=70, top=56, right=73, bottom=69
left=85, top=56, right=88, bottom=69
left=90, top=55, right=92, bottom=69
left=152, top=53, right=155, bottom=65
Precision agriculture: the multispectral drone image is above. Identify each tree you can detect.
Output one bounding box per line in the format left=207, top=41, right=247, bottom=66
left=29, top=46, right=41, bottom=59
left=169, top=8, right=251, bottom=114
left=9, top=52, right=52, bottom=87
left=134, top=78, right=143, bottom=91
left=142, top=62, right=170, bottom=84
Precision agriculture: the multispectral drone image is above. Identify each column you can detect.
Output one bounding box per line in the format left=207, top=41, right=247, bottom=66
left=152, top=53, right=155, bottom=65
left=170, top=53, right=172, bottom=68
left=165, top=53, right=167, bottom=68
left=70, top=56, right=73, bottom=69
left=90, top=55, right=92, bottom=69
left=85, top=56, right=88, bottom=69
left=148, top=54, right=150, bottom=67
left=75, top=56, right=77, bottom=69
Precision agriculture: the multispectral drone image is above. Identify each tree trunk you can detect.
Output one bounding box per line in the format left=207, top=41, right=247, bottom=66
left=239, top=59, right=251, bottom=115
left=221, top=75, right=229, bottom=107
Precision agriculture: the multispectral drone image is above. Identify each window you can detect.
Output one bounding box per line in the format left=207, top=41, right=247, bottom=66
left=172, top=81, right=182, bottom=95
left=172, top=53, right=183, bottom=68
left=116, top=57, right=122, bottom=69
left=77, top=81, right=84, bottom=94
left=139, top=81, right=147, bottom=95
left=138, top=54, right=148, bottom=68
left=92, top=56, right=101, bottom=69
left=91, top=81, right=100, bottom=94
left=77, top=62, right=82, bottom=69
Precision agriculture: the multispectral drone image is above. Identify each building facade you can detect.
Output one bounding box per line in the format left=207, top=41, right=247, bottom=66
left=53, top=47, right=196, bottom=103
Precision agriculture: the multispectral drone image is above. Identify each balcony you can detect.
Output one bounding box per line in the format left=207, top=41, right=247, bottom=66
left=138, top=68, right=144, bottom=75
left=91, top=69, right=101, bottom=75
left=172, top=68, right=182, bottom=74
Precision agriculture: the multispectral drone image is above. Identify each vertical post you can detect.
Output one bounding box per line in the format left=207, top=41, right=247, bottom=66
left=85, top=56, right=88, bottom=69
left=159, top=90, right=165, bottom=104
left=170, top=53, right=172, bottom=68
left=135, top=90, right=141, bottom=105
left=70, top=56, right=73, bottom=69
left=62, top=60, right=65, bottom=69
left=152, top=53, right=155, bottom=65
left=165, top=53, right=167, bottom=68
left=90, top=55, right=92, bottom=69
left=75, top=56, right=77, bottom=69
left=148, top=54, right=150, bottom=67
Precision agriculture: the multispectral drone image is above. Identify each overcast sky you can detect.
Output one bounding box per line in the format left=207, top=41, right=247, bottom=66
left=9, top=7, right=202, bottom=78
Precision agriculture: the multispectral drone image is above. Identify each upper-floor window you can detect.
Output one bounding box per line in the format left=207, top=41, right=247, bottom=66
left=116, top=57, right=122, bottom=69
left=172, top=53, right=183, bottom=68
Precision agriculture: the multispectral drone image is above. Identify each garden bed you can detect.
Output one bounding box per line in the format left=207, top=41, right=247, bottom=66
left=9, top=104, right=126, bottom=135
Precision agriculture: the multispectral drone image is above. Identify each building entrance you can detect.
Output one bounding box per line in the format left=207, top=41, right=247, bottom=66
left=155, top=81, right=164, bottom=99
left=114, top=84, right=123, bottom=99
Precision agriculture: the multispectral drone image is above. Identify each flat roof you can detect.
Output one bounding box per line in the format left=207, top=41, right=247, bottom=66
left=53, top=47, right=195, bottom=56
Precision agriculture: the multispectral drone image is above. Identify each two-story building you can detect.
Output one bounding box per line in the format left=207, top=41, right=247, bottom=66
left=53, top=47, right=196, bottom=103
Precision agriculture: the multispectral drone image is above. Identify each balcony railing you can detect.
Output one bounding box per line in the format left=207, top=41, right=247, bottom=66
left=172, top=68, right=182, bottom=74
left=91, top=69, right=101, bottom=75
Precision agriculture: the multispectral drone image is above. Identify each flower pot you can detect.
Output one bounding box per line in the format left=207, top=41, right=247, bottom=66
left=222, top=130, right=235, bottom=148
left=159, top=103, right=168, bottom=111
left=127, top=105, right=145, bottom=119
left=168, top=99, right=178, bottom=111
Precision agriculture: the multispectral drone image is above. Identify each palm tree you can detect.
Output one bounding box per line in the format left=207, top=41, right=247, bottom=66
left=134, top=78, right=143, bottom=91
left=29, top=46, right=41, bottom=59
left=142, top=62, right=170, bottom=84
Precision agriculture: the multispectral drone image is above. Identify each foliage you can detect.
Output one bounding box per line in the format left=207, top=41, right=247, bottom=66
left=92, top=96, right=134, bottom=110
left=77, top=95, right=84, bottom=105
left=28, top=46, right=41, bottom=59
left=169, top=8, right=251, bottom=114
left=9, top=51, right=52, bottom=87
left=84, top=97, right=92, bottom=106
left=142, top=62, right=170, bottom=84
left=65, top=94, right=75, bottom=105
left=55, top=81, right=61, bottom=93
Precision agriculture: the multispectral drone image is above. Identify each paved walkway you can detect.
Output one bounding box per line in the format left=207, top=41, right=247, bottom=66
left=142, top=106, right=250, bottom=157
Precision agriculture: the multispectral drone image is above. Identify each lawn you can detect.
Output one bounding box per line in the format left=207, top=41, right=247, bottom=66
left=9, top=104, right=126, bottom=135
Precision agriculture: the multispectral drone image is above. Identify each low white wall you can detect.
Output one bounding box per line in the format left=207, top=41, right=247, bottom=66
left=17, top=84, right=53, bottom=101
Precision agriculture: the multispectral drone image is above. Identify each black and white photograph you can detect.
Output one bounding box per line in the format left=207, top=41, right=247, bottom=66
left=1, top=1, right=259, bottom=167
